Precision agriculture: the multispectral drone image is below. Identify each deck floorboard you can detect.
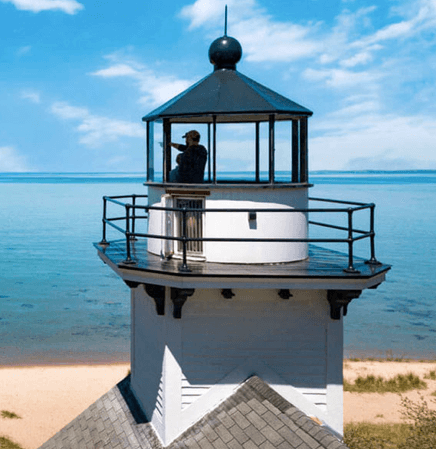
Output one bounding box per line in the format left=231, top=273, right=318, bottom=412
left=95, top=240, right=390, bottom=280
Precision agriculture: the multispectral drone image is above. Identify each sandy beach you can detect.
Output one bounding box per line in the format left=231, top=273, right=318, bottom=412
left=0, top=364, right=130, bottom=449
left=343, top=360, right=436, bottom=424
left=1, top=360, right=436, bottom=449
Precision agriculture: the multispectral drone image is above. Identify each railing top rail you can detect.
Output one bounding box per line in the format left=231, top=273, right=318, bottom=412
left=104, top=194, right=148, bottom=199
left=309, top=196, right=373, bottom=207
left=105, top=194, right=373, bottom=213
left=105, top=204, right=372, bottom=214
left=100, top=193, right=381, bottom=272
left=141, top=205, right=355, bottom=213
left=104, top=197, right=131, bottom=207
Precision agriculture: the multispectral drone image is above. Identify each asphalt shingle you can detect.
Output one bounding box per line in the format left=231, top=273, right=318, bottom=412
left=38, top=376, right=349, bottom=449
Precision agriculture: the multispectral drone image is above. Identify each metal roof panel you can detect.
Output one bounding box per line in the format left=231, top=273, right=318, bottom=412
left=143, top=69, right=312, bottom=122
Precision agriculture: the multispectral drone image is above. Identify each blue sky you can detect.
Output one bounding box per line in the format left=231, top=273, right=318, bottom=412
left=1, top=0, right=436, bottom=172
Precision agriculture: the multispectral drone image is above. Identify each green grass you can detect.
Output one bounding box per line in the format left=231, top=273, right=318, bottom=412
left=344, top=422, right=410, bottom=449
left=344, top=395, right=436, bottom=448
left=344, top=373, right=427, bottom=393
left=424, top=370, right=436, bottom=380
left=345, top=356, right=436, bottom=363
left=0, top=436, right=24, bottom=449
left=0, top=411, right=21, bottom=420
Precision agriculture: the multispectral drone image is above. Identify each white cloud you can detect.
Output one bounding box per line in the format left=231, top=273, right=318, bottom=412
left=92, top=64, right=138, bottom=78
left=21, top=90, right=41, bottom=103
left=90, top=57, right=194, bottom=107
left=180, top=0, right=257, bottom=30
left=317, top=7, right=378, bottom=67
left=180, top=0, right=436, bottom=72
left=17, top=45, right=31, bottom=56
left=1, top=0, right=83, bottom=14
left=341, top=1, right=436, bottom=64
left=106, top=155, right=129, bottom=168
left=50, top=101, right=143, bottom=148
left=233, top=18, right=319, bottom=63
left=310, top=113, right=436, bottom=170
left=304, top=67, right=380, bottom=89
left=180, top=0, right=320, bottom=63
left=352, top=20, right=416, bottom=50
left=345, top=154, right=422, bottom=171
left=0, top=146, right=32, bottom=171
left=340, top=50, right=374, bottom=68
left=329, top=99, right=380, bottom=119
left=51, top=102, right=88, bottom=119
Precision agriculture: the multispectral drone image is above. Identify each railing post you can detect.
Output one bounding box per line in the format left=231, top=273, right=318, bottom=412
left=99, top=196, right=109, bottom=246
left=344, top=208, right=360, bottom=273
left=131, top=195, right=137, bottom=240
left=366, top=203, right=381, bottom=265
left=179, top=207, right=191, bottom=273
left=122, top=204, right=135, bottom=265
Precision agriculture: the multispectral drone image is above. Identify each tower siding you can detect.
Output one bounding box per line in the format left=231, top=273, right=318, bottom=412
left=130, top=286, right=340, bottom=443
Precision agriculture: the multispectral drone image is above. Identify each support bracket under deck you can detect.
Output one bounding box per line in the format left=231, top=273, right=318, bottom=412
left=171, top=288, right=195, bottom=319
left=327, top=290, right=361, bottom=320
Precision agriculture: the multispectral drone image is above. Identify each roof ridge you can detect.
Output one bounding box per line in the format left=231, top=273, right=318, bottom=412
left=169, top=375, right=348, bottom=448
left=38, top=375, right=349, bottom=449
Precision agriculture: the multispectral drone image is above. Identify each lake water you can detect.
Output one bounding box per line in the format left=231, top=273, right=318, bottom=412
left=0, top=172, right=435, bottom=365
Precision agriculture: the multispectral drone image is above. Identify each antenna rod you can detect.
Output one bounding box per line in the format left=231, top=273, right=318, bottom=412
left=224, top=5, right=228, bottom=36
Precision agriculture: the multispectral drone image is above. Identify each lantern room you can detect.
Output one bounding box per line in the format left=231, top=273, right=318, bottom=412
left=144, top=34, right=312, bottom=186
left=142, top=34, right=314, bottom=265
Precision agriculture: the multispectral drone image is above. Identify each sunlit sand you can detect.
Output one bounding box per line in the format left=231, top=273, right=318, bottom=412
left=1, top=360, right=436, bottom=448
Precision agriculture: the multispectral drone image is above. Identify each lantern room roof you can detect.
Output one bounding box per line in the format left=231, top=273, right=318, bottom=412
left=142, top=35, right=313, bottom=124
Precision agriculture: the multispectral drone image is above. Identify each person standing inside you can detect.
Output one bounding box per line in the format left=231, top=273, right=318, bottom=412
left=170, top=130, right=207, bottom=183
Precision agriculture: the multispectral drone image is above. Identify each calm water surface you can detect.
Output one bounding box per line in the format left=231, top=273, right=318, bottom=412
left=0, top=172, right=435, bottom=364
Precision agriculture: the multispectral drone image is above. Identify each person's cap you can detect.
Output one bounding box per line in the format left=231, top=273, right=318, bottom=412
left=182, top=130, right=200, bottom=140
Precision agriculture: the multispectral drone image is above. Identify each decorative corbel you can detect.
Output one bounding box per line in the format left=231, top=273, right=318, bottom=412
left=278, top=289, right=293, bottom=300
left=170, top=288, right=195, bottom=319
left=124, top=280, right=140, bottom=289
left=221, top=289, right=235, bottom=299
left=145, top=284, right=166, bottom=316
left=327, top=290, right=362, bottom=320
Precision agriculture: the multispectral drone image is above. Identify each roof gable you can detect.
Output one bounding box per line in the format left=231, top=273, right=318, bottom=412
left=39, top=376, right=348, bottom=449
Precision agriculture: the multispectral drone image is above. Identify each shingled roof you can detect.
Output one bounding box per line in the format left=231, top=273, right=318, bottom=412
left=142, top=69, right=313, bottom=124
left=39, top=376, right=348, bottom=449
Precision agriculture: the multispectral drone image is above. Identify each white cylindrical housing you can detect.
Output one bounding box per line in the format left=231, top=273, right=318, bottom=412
left=147, top=185, right=308, bottom=264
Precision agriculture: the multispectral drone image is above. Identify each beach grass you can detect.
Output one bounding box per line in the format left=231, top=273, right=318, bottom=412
left=0, top=436, right=24, bottom=449
left=424, top=370, right=436, bottom=380
left=344, top=373, right=427, bottom=393
left=345, top=394, right=436, bottom=448
left=0, top=411, right=21, bottom=420
left=344, top=422, right=410, bottom=448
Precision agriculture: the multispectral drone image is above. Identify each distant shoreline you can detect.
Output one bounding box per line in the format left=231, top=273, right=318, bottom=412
left=1, top=169, right=435, bottom=184
left=1, top=352, right=130, bottom=368
left=3, top=355, right=435, bottom=369
left=1, top=169, right=436, bottom=175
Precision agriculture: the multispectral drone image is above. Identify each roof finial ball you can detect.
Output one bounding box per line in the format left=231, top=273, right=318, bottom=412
left=208, top=6, right=242, bottom=71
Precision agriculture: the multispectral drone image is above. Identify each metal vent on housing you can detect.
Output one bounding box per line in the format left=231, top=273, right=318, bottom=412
left=175, top=198, right=204, bottom=255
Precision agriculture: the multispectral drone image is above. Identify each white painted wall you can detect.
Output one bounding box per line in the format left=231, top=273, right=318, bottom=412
left=147, top=186, right=308, bottom=263
left=130, top=285, right=344, bottom=445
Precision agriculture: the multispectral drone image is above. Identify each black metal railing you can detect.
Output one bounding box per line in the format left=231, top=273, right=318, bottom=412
left=99, top=194, right=382, bottom=273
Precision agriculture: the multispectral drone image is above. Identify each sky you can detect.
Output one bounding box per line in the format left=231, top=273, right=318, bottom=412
left=1, top=0, right=436, bottom=172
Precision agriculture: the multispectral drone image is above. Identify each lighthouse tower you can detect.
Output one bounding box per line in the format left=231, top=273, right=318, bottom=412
left=40, top=32, right=389, bottom=449
left=95, top=34, right=389, bottom=446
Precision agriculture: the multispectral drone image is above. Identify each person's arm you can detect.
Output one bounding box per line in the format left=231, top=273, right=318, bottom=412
left=170, top=143, right=187, bottom=152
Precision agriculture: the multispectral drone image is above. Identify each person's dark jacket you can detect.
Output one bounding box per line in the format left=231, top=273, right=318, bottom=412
left=178, top=144, right=207, bottom=183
